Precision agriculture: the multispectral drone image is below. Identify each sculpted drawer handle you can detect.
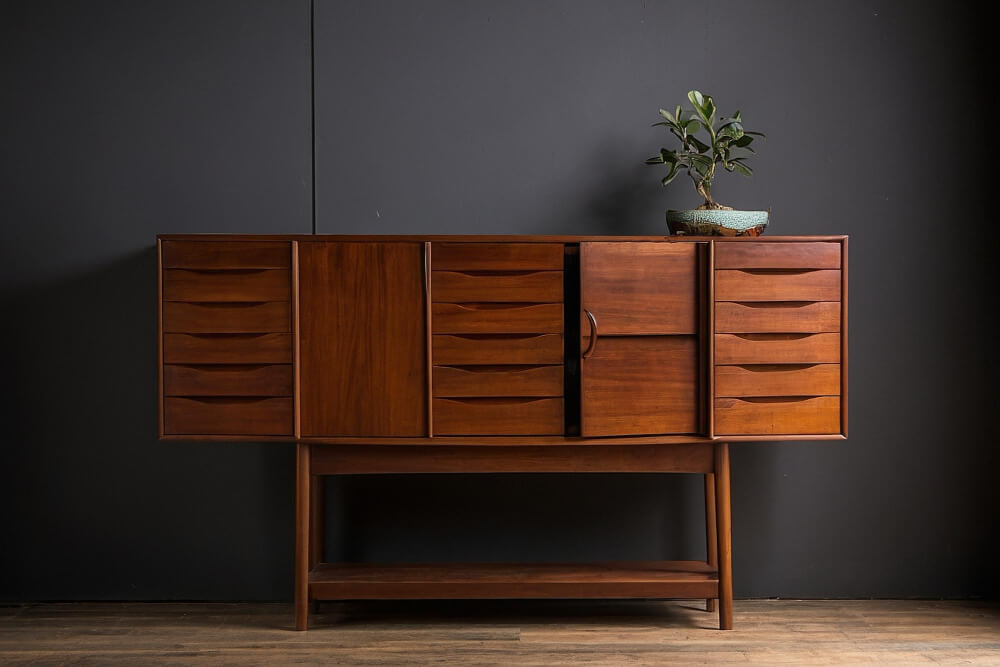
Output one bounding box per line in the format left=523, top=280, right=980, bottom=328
left=582, top=310, right=598, bottom=359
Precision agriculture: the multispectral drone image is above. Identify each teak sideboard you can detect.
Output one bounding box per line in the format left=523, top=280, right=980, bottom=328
left=156, top=234, right=848, bottom=630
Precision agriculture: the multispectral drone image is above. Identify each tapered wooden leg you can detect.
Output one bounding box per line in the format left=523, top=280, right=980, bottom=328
left=309, top=474, right=324, bottom=614
left=714, top=442, right=733, bottom=630
left=704, top=471, right=718, bottom=613
left=295, top=443, right=310, bottom=631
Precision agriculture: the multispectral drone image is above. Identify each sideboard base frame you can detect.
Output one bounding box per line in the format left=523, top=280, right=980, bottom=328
left=294, top=441, right=734, bottom=631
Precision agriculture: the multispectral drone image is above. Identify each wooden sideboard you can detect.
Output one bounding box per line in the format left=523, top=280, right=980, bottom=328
left=157, top=234, right=848, bottom=630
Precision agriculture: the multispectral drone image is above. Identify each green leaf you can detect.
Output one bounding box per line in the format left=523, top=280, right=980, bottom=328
left=688, top=90, right=705, bottom=109
left=733, top=135, right=754, bottom=147
left=745, top=131, right=766, bottom=137
left=689, top=153, right=713, bottom=170
left=658, top=108, right=676, bottom=123
left=688, top=135, right=710, bottom=152
left=660, top=148, right=678, bottom=163
left=732, top=162, right=753, bottom=176
left=661, top=163, right=679, bottom=185
left=645, top=155, right=664, bottom=165
left=685, top=119, right=701, bottom=133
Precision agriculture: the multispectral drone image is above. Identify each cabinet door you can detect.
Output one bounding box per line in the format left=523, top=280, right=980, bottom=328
left=580, top=242, right=699, bottom=436
left=299, top=242, right=427, bottom=436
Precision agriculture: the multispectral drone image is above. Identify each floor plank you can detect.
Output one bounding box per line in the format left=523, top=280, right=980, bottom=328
left=0, top=600, right=997, bottom=665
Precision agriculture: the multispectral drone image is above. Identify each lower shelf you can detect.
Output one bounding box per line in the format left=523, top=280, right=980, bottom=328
left=309, top=560, right=718, bottom=600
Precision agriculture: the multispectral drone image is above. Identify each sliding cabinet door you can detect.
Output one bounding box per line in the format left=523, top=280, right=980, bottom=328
left=298, top=242, right=427, bottom=436
left=580, top=242, right=699, bottom=436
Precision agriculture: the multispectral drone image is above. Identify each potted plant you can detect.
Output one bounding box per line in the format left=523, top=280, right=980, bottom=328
left=645, top=90, right=767, bottom=235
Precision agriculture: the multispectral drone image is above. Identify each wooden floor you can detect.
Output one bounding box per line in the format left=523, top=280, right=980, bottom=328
left=1, top=599, right=998, bottom=664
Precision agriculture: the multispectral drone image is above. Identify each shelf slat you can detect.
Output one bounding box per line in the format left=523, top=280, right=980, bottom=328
left=309, top=561, right=718, bottom=600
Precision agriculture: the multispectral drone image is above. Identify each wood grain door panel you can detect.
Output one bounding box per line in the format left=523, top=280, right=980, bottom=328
left=581, top=336, right=698, bottom=436
left=581, top=242, right=697, bottom=335
left=299, top=242, right=427, bottom=437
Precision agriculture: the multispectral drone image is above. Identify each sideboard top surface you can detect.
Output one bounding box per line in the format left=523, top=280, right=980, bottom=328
left=157, top=234, right=847, bottom=243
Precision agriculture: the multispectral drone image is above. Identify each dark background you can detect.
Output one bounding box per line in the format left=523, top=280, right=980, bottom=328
left=2, top=0, right=994, bottom=600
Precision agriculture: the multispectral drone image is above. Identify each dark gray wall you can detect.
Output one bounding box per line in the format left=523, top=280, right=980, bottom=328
left=2, top=0, right=994, bottom=600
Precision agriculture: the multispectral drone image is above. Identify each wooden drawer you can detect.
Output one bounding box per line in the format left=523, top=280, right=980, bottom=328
left=164, top=364, right=293, bottom=397
left=715, top=242, right=841, bottom=269
left=162, top=269, right=289, bottom=302
left=715, top=333, right=840, bottom=364
left=163, top=333, right=292, bottom=364
left=161, top=241, right=290, bottom=269
left=715, top=364, right=840, bottom=397
left=715, top=301, right=840, bottom=333
left=163, top=397, right=293, bottom=435
left=715, top=270, right=840, bottom=302
left=163, top=301, right=290, bottom=333
left=432, top=243, right=564, bottom=271
left=433, top=365, right=563, bottom=398
left=433, top=397, right=564, bottom=435
left=432, top=334, right=563, bottom=365
left=432, top=303, right=563, bottom=334
left=715, top=396, right=840, bottom=435
left=432, top=271, right=562, bottom=303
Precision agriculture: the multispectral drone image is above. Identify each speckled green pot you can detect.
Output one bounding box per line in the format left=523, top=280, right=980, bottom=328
left=666, top=209, right=769, bottom=236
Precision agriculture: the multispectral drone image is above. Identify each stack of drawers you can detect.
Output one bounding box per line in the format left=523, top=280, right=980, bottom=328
left=430, top=243, right=564, bottom=435
left=160, top=241, right=294, bottom=436
left=713, top=242, right=843, bottom=435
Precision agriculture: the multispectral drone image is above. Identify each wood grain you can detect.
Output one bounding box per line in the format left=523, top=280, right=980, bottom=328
left=581, top=335, right=698, bottom=436
left=163, top=364, right=293, bottom=396
left=163, top=397, right=293, bottom=435
left=714, top=364, right=840, bottom=397
left=432, top=303, right=563, bottom=334
left=310, top=443, right=715, bottom=474
left=162, top=333, right=292, bottom=364
left=715, top=333, right=840, bottom=365
left=715, top=269, right=841, bottom=302
left=714, top=301, right=840, bottom=333
left=161, top=240, right=291, bottom=268
left=714, top=241, right=841, bottom=269
left=433, top=397, right=564, bottom=435
left=581, top=242, right=697, bottom=335
left=295, top=443, right=310, bottom=631
left=433, top=365, right=563, bottom=397
left=309, top=561, right=718, bottom=601
left=162, top=301, right=290, bottom=333
left=432, top=271, right=563, bottom=303
left=714, top=443, right=732, bottom=630
left=431, top=243, right=564, bottom=270
left=715, top=396, right=841, bottom=435
left=162, top=269, right=290, bottom=302
left=298, top=242, right=427, bottom=437
left=433, top=334, right=563, bottom=365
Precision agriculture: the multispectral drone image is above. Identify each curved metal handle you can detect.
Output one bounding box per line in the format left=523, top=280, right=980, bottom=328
left=582, top=309, right=598, bottom=359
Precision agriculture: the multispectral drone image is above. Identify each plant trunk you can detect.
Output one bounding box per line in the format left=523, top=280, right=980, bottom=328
left=695, top=181, right=732, bottom=210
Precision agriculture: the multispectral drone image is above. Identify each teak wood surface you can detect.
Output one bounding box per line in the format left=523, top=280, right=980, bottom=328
left=155, top=235, right=847, bottom=633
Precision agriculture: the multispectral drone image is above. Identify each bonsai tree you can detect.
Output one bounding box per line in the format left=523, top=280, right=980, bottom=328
left=645, top=90, right=764, bottom=210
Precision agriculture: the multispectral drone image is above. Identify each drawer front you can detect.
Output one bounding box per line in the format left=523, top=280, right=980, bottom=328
left=434, top=365, right=563, bottom=398
left=715, top=301, right=840, bottom=333
left=163, top=269, right=290, bottom=302
left=432, top=243, right=564, bottom=271
left=432, top=271, right=562, bottom=303
left=433, top=397, right=564, bottom=435
left=163, top=333, right=293, bottom=364
left=432, top=303, right=563, bottom=334
left=163, top=397, right=293, bottom=435
left=164, top=364, right=293, bottom=397
left=161, top=241, right=291, bottom=269
left=715, top=333, right=840, bottom=364
left=715, top=396, right=840, bottom=435
left=715, top=364, right=840, bottom=397
left=715, top=242, right=841, bottom=269
left=433, top=334, right=563, bottom=365
left=163, top=301, right=290, bottom=333
left=715, top=270, right=840, bottom=302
